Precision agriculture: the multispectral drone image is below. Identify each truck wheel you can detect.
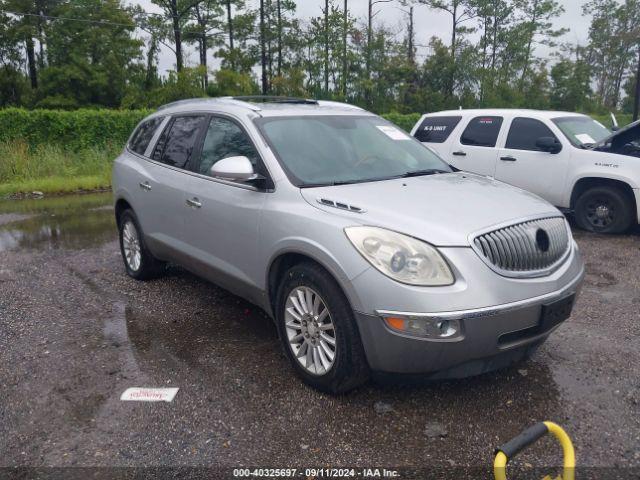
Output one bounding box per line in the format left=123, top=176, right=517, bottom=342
left=574, top=186, right=634, bottom=234
left=275, top=262, right=370, bottom=394
left=118, top=209, right=166, bottom=280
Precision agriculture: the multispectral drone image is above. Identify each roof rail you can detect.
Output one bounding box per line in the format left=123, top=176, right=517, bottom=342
left=156, top=98, right=210, bottom=111
left=231, top=95, right=319, bottom=105
left=316, top=100, right=365, bottom=111
left=157, top=97, right=262, bottom=112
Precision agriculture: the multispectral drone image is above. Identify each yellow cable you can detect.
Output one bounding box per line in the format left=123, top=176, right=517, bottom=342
left=543, top=421, right=575, bottom=480
left=494, top=422, right=575, bottom=480
left=493, top=451, right=508, bottom=480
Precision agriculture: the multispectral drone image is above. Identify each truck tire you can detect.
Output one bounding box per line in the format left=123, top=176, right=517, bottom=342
left=574, top=186, right=634, bottom=234
left=275, top=262, right=370, bottom=394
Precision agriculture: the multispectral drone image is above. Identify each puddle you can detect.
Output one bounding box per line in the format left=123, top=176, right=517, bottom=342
left=0, top=192, right=115, bottom=253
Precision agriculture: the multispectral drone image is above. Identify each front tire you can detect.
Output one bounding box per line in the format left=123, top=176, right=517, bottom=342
left=574, top=186, right=634, bottom=234
left=118, top=209, right=165, bottom=280
left=275, top=262, right=369, bottom=394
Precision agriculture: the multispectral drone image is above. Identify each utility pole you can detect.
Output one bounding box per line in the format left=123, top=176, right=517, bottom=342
left=324, top=0, right=329, bottom=94
left=260, top=0, right=268, bottom=94
left=277, top=0, right=282, bottom=77
left=342, top=0, right=348, bottom=97
left=367, top=0, right=373, bottom=78
left=408, top=5, right=414, bottom=64
left=634, top=46, right=640, bottom=121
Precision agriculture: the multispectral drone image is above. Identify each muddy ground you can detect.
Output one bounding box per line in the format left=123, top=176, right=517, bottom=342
left=0, top=193, right=638, bottom=478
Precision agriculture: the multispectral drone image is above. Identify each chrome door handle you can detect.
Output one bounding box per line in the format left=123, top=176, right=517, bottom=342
left=186, top=198, right=202, bottom=209
left=452, top=151, right=467, bottom=156
left=139, top=181, right=152, bottom=191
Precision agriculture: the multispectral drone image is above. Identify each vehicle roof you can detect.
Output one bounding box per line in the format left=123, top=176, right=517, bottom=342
left=424, top=108, right=589, bottom=120
left=150, top=97, right=372, bottom=119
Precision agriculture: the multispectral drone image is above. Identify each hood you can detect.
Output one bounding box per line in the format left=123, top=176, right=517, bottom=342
left=589, top=119, right=640, bottom=150
left=300, top=172, right=560, bottom=246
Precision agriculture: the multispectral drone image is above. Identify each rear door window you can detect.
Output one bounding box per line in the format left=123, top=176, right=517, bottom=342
left=129, top=117, right=164, bottom=155
left=414, top=116, right=461, bottom=143
left=506, top=117, right=558, bottom=151
left=152, top=115, right=207, bottom=168
left=460, top=116, right=503, bottom=147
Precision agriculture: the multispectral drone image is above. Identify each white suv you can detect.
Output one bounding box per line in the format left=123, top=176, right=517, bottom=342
left=411, top=109, right=640, bottom=233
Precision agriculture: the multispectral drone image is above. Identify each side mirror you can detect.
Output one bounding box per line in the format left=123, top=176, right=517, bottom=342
left=209, top=156, right=259, bottom=182
left=535, top=136, right=562, bottom=154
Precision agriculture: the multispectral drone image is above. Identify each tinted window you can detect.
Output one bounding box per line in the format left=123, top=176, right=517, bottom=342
left=129, top=117, right=164, bottom=155
left=506, top=117, right=558, bottom=151
left=460, top=116, right=503, bottom=147
left=196, top=117, right=261, bottom=176
left=153, top=116, right=206, bottom=168
left=414, top=116, right=461, bottom=143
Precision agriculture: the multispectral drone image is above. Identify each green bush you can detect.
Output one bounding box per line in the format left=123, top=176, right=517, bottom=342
left=0, top=108, right=631, bottom=155
left=381, top=112, right=422, bottom=132
left=0, top=108, right=150, bottom=150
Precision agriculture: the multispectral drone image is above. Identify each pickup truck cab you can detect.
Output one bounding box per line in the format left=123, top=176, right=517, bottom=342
left=411, top=109, right=640, bottom=233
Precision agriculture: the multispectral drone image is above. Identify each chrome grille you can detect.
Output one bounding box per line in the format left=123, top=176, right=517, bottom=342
left=472, top=217, right=570, bottom=277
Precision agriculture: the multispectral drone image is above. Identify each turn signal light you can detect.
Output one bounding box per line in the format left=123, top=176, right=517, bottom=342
left=382, top=314, right=462, bottom=339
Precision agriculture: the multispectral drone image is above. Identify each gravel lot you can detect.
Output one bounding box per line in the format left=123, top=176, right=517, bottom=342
left=0, top=193, right=638, bottom=478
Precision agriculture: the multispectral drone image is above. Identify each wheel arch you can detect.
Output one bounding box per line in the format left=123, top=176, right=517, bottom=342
left=570, top=176, right=637, bottom=213
left=266, top=249, right=363, bottom=319
left=114, top=198, right=133, bottom=225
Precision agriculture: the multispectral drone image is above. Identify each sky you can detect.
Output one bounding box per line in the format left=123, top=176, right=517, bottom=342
left=135, top=0, right=591, bottom=74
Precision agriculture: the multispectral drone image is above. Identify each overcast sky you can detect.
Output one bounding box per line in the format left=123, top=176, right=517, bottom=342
left=135, top=0, right=591, bottom=74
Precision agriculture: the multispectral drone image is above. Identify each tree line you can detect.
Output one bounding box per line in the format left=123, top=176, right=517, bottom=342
left=0, top=0, right=639, bottom=118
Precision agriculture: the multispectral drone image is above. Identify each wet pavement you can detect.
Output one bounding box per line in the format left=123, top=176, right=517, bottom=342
left=0, top=193, right=639, bottom=477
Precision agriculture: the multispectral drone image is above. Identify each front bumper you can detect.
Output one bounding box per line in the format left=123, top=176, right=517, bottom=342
left=353, top=263, right=584, bottom=376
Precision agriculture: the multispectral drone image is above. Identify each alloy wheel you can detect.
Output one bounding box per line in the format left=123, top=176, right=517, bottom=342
left=284, top=286, right=337, bottom=376
left=122, top=220, right=142, bottom=272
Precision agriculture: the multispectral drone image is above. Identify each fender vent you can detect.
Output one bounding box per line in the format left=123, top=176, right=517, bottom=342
left=317, top=198, right=366, bottom=213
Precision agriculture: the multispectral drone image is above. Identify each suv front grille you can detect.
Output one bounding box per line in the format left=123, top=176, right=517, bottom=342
left=472, top=217, right=570, bottom=277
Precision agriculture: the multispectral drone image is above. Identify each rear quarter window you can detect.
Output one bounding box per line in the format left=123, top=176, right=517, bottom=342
left=460, top=116, right=503, bottom=147
left=129, top=117, right=164, bottom=156
left=414, top=116, right=461, bottom=143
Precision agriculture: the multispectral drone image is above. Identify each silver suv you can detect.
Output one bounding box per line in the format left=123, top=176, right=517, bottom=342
left=112, top=97, right=585, bottom=393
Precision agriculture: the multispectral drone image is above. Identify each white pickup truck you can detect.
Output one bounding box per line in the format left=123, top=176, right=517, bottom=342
left=411, top=109, right=640, bottom=233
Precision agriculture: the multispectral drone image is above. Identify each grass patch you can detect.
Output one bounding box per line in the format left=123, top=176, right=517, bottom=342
left=0, top=141, right=117, bottom=196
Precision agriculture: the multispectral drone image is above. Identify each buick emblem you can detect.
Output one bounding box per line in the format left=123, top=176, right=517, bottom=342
left=535, top=228, right=551, bottom=252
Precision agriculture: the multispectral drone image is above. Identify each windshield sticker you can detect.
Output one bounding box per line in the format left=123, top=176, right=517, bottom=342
left=576, top=133, right=596, bottom=144
left=377, top=125, right=410, bottom=140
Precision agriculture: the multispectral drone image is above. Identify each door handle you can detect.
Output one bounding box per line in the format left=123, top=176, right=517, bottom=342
left=452, top=151, right=467, bottom=156
left=139, top=181, right=152, bottom=191
left=186, top=197, right=202, bottom=209
left=500, top=156, right=517, bottom=162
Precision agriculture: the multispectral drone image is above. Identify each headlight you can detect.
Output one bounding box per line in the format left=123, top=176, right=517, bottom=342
left=345, top=226, right=454, bottom=286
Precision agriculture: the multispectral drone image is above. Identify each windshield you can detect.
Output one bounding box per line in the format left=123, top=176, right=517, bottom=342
left=255, top=115, right=452, bottom=186
left=552, top=116, right=611, bottom=147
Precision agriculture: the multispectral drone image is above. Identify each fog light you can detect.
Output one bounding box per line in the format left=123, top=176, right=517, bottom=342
left=383, top=315, right=462, bottom=339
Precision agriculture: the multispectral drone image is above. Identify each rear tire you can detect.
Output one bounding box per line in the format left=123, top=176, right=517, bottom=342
left=118, top=209, right=165, bottom=280
left=275, top=262, right=369, bottom=394
left=574, top=186, right=633, bottom=234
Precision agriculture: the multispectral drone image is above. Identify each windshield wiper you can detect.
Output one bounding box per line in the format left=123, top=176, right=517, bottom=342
left=300, top=179, right=362, bottom=187
left=401, top=168, right=450, bottom=177
left=301, top=176, right=403, bottom=188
